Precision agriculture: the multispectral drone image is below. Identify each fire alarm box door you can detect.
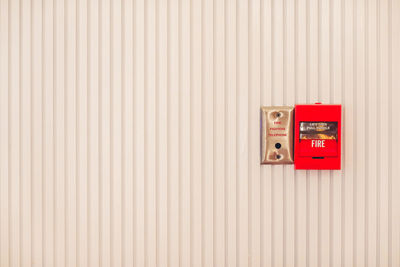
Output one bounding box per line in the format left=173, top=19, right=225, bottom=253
left=298, top=121, right=338, bottom=157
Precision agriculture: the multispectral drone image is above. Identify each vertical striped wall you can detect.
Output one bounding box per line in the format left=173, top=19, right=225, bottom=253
left=0, top=0, right=399, bottom=266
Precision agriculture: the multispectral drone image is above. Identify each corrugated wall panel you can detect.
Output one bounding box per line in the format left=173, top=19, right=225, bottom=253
left=0, top=0, right=399, bottom=266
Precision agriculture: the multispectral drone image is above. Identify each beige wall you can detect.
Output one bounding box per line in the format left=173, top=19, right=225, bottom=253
left=1, top=0, right=400, bottom=266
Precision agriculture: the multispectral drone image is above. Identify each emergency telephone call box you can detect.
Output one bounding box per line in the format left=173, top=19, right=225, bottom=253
left=294, top=104, right=342, bottom=170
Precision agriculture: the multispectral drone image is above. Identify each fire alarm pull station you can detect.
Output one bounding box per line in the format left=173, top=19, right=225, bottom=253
left=260, top=106, right=294, bottom=164
left=294, top=104, right=342, bottom=170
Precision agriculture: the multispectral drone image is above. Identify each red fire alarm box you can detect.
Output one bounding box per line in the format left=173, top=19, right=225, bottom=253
left=294, top=104, right=342, bottom=170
